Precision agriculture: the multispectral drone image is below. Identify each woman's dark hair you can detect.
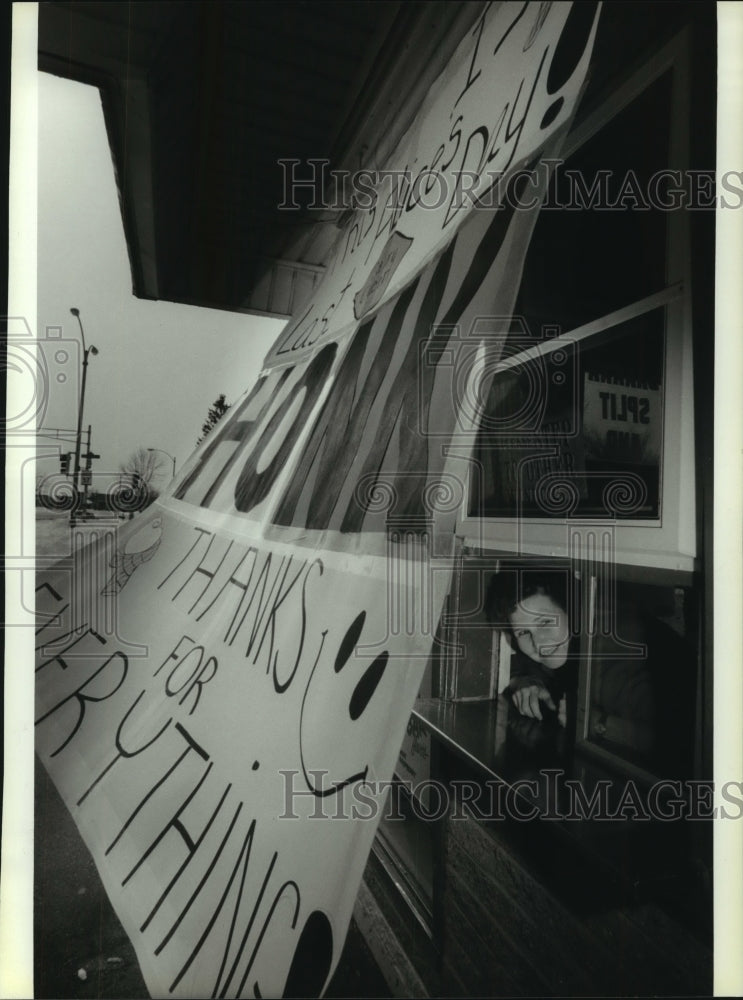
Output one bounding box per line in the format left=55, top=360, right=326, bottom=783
left=485, top=569, right=570, bottom=629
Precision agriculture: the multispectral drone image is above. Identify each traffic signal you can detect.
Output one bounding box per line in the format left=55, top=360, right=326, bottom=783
left=59, top=452, right=71, bottom=476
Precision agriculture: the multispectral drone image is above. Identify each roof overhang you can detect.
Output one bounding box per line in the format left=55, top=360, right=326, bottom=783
left=39, top=1, right=484, bottom=318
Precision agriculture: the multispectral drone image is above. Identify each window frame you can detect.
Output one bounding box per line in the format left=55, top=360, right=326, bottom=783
left=456, top=31, right=696, bottom=574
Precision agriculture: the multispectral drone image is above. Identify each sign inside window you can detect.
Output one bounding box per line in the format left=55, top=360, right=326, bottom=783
left=472, top=308, right=665, bottom=519
left=583, top=375, right=662, bottom=465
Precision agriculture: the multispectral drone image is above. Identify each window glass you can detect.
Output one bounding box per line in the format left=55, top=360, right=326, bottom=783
left=471, top=307, right=665, bottom=519
left=584, top=579, right=697, bottom=778
left=511, top=71, right=672, bottom=338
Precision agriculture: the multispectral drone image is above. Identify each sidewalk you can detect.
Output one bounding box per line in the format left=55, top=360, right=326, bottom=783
left=34, top=757, right=149, bottom=999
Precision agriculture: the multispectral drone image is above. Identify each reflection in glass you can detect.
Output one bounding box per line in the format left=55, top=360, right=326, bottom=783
left=584, top=580, right=697, bottom=778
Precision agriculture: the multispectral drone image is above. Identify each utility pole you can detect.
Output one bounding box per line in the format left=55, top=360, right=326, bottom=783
left=69, top=307, right=99, bottom=526
left=80, top=425, right=100, bottom=516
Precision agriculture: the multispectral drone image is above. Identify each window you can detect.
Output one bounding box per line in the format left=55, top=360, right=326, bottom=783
left=448, top=35, right=702, bottom=776
left=577, top=572, right=698, bottom=780
left=511, top=71, right=672, bottom=334
left=458, top=43, right=695, bottom=572
left=472, top=309, right=666, bottom=520
left=437, top=552, right=700, bottom=784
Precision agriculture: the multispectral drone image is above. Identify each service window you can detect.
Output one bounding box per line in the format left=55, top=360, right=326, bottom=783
left=436, top=553, right=702, bottom=783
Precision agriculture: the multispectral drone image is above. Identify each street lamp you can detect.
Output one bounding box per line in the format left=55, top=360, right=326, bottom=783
left=147, top=447, right=177, bottom=480
left=70, top=307, right=99, bottom=524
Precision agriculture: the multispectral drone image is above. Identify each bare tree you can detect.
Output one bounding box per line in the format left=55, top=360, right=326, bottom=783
left=116, top=447, right=166, bottom=511
left=119, top=446, right=166, bottom=486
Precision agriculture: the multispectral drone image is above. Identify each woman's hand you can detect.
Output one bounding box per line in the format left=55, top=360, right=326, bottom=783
left=511, top=682, right=556, bottom=720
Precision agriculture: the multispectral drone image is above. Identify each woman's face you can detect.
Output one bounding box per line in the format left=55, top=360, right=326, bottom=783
left=508, top=590, right=570, bottom=669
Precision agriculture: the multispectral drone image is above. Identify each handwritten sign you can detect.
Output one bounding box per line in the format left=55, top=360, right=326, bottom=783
left=353, top=232, right=413, bottom=320
left=583, top=373, right=662, bottom=463
left=36, top=519, right=430, bottom=998
left=269, top=2, right=601, bottom=365
left=35, top=4, right=599, bottom=996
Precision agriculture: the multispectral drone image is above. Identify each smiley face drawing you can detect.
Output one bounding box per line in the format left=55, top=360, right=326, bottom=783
left=299, top=609, right=391, bottom=799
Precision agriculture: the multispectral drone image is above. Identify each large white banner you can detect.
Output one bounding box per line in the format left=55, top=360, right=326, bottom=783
left=268, top=1, right=601, bottom=366
left=35, top=4, right=600, bottom=996
left=36, top=516, right=428, bottom=998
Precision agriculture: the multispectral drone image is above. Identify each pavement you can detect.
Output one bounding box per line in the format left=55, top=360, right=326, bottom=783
left=34, top=757, right=150, bottom=999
